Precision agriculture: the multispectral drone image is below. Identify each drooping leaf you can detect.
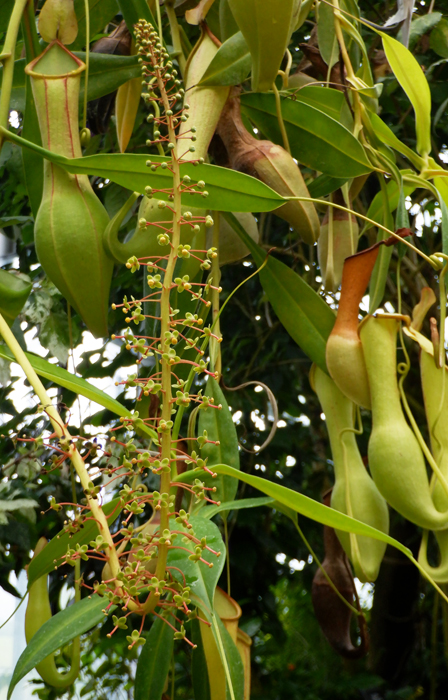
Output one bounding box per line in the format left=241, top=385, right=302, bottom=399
left=198, top=378, right=240, bottom=507
left=0, top=345, right=158, bottom=440
left=366, top=113, right=423, bottom=169
left=317, top=1, right=339, bottom=70
left=240, top=92, right=372, bottom=178
left=203, top=496, right=274, bottom=519
left=213, top=615, right=244, bottom=700
left=308, top=174, right=348, bottom=199
left=134, top=616, right=174, bottom=700
left=116, top=0, right=157, bottom=34
left=199, top=31, right=251, bottom=86
left=27, top=499, right=122, bottom=587
left=191, top=619, right=211, bottom=700
left=209, top=464, right=412, bottom=558
left=380, top=31, right=432, bottom=157
left=223, top=213, right=335, bottom=373
left=1, top=129, right=287, bottom=213
left=8, top=596, right=114, bottom=698
left=362, top=175, right=415, bottom=233
left=167, top=516, right=226, bottom=608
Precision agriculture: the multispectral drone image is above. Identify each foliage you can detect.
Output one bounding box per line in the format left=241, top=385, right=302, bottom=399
left=3, top=1, right=448, bottom=699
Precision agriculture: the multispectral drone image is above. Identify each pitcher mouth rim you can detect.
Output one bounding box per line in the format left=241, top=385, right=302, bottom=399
left=25, top=39, right=85, bottom=79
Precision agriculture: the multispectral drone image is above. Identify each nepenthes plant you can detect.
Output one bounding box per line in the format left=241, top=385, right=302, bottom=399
left=4, top=1, right=448, bottom=698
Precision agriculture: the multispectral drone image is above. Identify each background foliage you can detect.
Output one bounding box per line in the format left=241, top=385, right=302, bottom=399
left=3, top=0, right=448, bottom=698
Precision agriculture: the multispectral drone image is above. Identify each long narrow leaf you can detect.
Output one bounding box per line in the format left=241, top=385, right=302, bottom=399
left=241, top=92, right=372, bottom=178
left=134, top=617, right=174, bottom=700
left=198, top=378, right=240, bottom=507
left=199, top=31, right=251, bottom=86
left=1, top=129, right=286, bottom=214
left=167, top=516, right=225, bottom=607
left=27, top=499, right=122, bottom=587
left=204, top=496, right=274, bottom=519
left=209, top=463, right=412, bottom=558
left=379, top=32, right=432, bottom=157
left=0, top=345, right=158, bottom=440
left=224, top=212, right=335, bottom=372
left=8, top=596, right=114, bottom=698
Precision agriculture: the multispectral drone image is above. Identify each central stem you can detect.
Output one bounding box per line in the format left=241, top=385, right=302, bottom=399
left=144, top=67, right=181, bottom=613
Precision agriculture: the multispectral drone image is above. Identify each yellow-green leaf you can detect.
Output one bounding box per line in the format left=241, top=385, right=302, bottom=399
left=380, top=31, right=431, bottom=157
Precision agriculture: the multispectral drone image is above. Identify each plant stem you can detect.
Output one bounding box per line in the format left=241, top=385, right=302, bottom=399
left=210, top=213, right=221, bottom=378
left=82, top=0, right=90, bottom=132
left=273, top=83, right=290, bottom=154
left=0, top=312, right=121, bottom=580
left=0, top=0, right=29, bottom=150
left=144, top=64, right=181, bottom=614
left=165, top=1, right=186, bottom=75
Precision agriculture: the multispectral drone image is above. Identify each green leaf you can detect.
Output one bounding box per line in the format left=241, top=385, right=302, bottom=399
left=167, top=516, right=225, bottom=608
left=0, top=270, right=32, bottom=326
left=380, top=31, right=431, bottom=157
left=362, top=175, right=415, bottom=233
left=430, top=16, right=448, bottom=57
left=307, top=174, right=348, bottom=199
left=240, top=92, right=372, bottom=178
left=0, top=346, right=158, bottom=440
left=134, top=617, right=174, bottom=700
left=2, top=54, right=142, bottom=113
left=191, top=619, right=211, bottom=700
left=2, top=129, right=286, bottom=214
left=39, top=312, right=71, bottom=365
left=79, top=53, right=141, bottom=104
left=0, top=0, right=13, bottom=34
left=203, top=496, right=274, bottom=519
left=72, top=0, right=119, bottom=50
left=198, top=378, right=240, bottom=508
left=213, top=615, right=244, bottom=700
left=27, top=499, right=121, bottom=588
left=367, top=113, right=424, bottom=169
left=117, top=0, right=157, bottom=34
left=317, top=1, right=339, bottom=69
left=0, top=216, right=32, bottom=226
left=8, top=596, right=114, bottom=698
left=400, top=11, right=442, bottom=50
left=199, top=31, right=251, bottom=86
left=290, top=85, right=352, bottom=127
left=210, top=463, right=412, bottom=558
left=223, top=212, right=335, bottom=373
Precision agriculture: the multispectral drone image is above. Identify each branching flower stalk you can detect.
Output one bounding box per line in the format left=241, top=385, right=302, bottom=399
left=102, top=20, right=223, bottom=629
